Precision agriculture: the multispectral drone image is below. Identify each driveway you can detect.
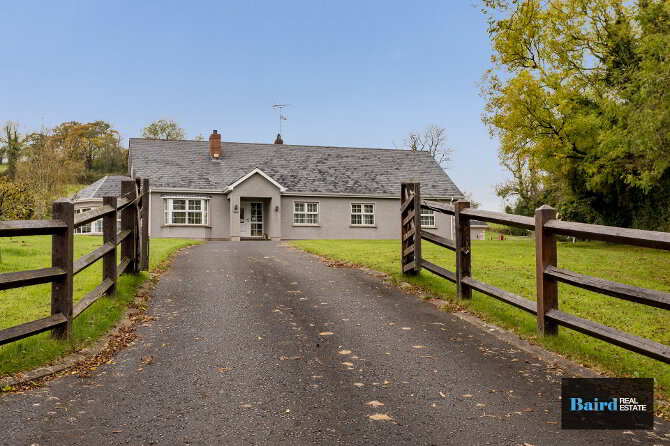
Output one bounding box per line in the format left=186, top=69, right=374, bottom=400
left=1, top=241, right=668, bottom=445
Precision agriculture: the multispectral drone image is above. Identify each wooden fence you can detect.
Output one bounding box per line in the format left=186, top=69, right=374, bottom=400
left=400, top=182, right=670, bottom=364
left=0, top=178, right=150, bottom=346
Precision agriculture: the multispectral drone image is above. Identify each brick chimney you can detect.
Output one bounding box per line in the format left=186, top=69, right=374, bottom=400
left=274, top=133, right=284, bottom=145
left=209, top=130, right=221, bottom=158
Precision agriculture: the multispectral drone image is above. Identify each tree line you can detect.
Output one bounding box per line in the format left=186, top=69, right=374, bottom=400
left=482, top=0, right=670, bottom=231
left=0, top=120, right=128, bottom=220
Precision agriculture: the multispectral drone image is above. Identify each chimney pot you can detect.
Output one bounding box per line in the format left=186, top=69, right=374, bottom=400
left=274, top=133, right=284, bottom=145
left=209, top=130, right=221, bottom=158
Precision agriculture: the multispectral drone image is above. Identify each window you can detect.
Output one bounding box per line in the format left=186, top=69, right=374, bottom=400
left=421, top=209, right=436, bottom=227
left=164, top=197, right=209, bottom=225
left=75, top=208, right=103, bottom=234
left=351, top=203, right=375, bottom=226
left=294, top=202, right=319, bottom=225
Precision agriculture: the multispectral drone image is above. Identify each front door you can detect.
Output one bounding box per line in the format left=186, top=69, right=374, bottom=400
left=240, top=201, right=264, bottom=238
left=250, top=202, right=263, bottom=238
left=239, top=202, right=250, bottom=237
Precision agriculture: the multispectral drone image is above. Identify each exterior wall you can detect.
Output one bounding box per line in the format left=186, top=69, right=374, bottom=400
left=281, top=196, right=453, bottom=240
left=148, top=185, right=455, bottom=241
left=73, top=199, right=105, bottom=235
left=471, top=227, right=487, bottom=241
left=150, top=192, right=229, bottom=240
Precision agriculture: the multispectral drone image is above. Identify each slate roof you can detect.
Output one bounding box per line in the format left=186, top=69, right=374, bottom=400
left=71, top=175, right=131, bottom=201
left=129, top=139, right=462, bottom=198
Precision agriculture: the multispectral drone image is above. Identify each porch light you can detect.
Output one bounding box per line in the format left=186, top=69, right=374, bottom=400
left=275, top=206, right=279, bottom=212
left=234, top=204, right=239, bottom=212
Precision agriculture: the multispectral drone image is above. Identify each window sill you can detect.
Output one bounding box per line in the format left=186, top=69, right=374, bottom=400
left=161, top=224, right=211, bottom=228
left=422, top=226, right=438, bottom=229
left=293, top=224, right=321, bottom=227
left=350, top=225, right=377, bottom=228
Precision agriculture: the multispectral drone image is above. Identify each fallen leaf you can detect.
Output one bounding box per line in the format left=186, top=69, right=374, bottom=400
left=319, top=332, right=334, bottom=336
left=368, top=413, right=392, bottom=421
left=461, top=394, right=473, bottom=398
left=341, top=362, right=354, bottom=367
left=338, top=350, right=352, bottom=355
left=366, top=400, right=384, bottom=407
left=401, top=327, right=411, bottom=330
left=413, top=345, right=426, bottom=349
left=353, top=383, right=365, bottom=387
left=141, top=356, right=154, bottom=365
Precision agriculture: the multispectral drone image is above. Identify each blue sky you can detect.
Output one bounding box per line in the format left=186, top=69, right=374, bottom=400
left=1, top=1, right=505, bottom=209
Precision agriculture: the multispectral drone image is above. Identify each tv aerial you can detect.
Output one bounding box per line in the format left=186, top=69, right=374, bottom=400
left=272, top=103, right=289, bottom=134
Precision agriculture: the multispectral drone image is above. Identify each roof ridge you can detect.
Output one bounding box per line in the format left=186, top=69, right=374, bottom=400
left=88, top=175, right=108, bottom=199
left=129, top=137, right=432, bottom=154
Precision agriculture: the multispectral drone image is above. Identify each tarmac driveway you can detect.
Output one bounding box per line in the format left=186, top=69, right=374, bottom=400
left=1, top=241, right=668, bottom=445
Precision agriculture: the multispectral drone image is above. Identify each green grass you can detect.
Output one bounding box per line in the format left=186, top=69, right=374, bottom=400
left=0, top=236, right=200, bottom=376
left=289, top=239, right=670, bottom=398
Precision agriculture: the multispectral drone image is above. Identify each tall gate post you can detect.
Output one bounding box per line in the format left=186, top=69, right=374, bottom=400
left=102, top=196, right=118, bottom=296
left=51, top=199, right=74, bottom=339
left=535, top=205, right=558, bottom=335
left=121, top=179, right=137, bottom=273
left=401, top=182, right=421, bottom=275
left=140, top=178, right=150, bottom=271
left=454, top=200, right=472, bottom=299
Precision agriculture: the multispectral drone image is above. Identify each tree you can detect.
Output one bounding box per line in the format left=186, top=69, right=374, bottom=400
left=52, top=121, right=126, bottom=180
left=141, top=119, right=186, bottom=140
left=19, top=130, right=83, bottom=218
left=0, top=178, right=35, bottom=220
left=1, top=122, right=23, bottom=179
left=404, top=124, right=453, bottom=167
left=481, top=0, right=670, bottom=229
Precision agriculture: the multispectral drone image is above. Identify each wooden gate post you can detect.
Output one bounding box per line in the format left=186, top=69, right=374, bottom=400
left=102, top=196, right=118, bottom=296
left=140, top=178, right=150, bottom=271
left=454, top=200, right=472, bottom=299
left=51, top=199, right=74, bottom=339
left=121, top=179, right=137, bottom=273
left=400, top=182, right=421, bottom=275
left=535, top=205, right=558, bottom=335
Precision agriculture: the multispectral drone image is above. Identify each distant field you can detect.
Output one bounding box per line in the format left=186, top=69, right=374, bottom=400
left=0, top=236, right=200, bottom=376
left=290, top=238, right=670, bottom=404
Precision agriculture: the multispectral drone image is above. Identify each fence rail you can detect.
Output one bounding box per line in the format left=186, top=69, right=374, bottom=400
left=401, top=182, right=670, bottom=364
left=0, top=178, right=150, bottom=347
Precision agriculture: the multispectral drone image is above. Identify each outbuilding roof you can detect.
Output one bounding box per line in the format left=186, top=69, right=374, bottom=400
left=70, top=175, right=131, bottom=201
left=128, top=138, right=462, bottom=198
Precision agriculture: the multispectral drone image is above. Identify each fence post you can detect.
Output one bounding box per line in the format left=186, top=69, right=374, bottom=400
left=140, top=178, right=150, bottom=271
left=51, top=199, right=74, bottom=339
left=454, top=200, right=472, bottom=299
left=400, top=182, right=421, bottom=275
left=103, top=196, right=118, bottom=295
left=535, top=205, right=558, bottom=335
left=121, top=179, right=137, bottom=274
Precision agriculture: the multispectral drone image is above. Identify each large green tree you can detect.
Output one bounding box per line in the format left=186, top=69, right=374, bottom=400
left=141, top=118, right=186, bottom=140
left=482, top=0, right=670, bottom=229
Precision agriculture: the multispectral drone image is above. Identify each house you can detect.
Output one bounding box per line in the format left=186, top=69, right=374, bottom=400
left=73, top=131, right=470, bottom=241
left=71, top=175, right=130, bottom=234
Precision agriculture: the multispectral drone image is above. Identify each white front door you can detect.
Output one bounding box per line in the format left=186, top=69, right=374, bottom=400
left=240, top=201, right=263, bottom=238
left=240, top=202, right=250, bottom=237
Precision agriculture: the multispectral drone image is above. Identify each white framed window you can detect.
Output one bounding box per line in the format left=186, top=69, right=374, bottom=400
left=75, top=208, right=103, bottom=234
left=351, top=203, right=375, bottom=226
left=294, top=202, right=319, bottom=225
left=421, top=208, right=436, bottom=227
left=163, top=197, right=209, bottom=225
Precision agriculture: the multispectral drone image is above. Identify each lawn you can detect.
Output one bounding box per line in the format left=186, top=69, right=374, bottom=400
left=289, top=238, right=670, bottom=400
left=0, top=235, right=200, bottom=376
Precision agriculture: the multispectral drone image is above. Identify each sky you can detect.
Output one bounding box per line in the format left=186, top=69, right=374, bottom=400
left=1, top=1, right=506, bottom=210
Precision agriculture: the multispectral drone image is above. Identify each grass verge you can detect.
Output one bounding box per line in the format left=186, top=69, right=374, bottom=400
left=289, top=239, right=670, bottom=415
left=0, top=236, right=201, bottom=376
